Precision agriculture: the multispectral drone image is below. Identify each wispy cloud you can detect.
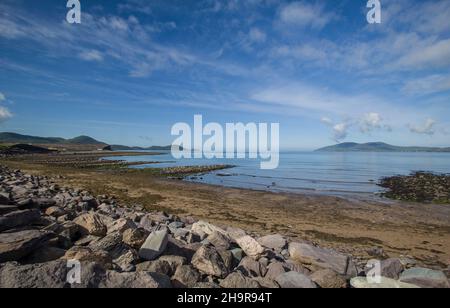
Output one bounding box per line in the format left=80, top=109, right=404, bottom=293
left=278, top=1, right=336, bottom=30
left=79, top=50, right=104, bottom=62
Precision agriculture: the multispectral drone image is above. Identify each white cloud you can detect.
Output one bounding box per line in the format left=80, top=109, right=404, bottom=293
left=409, top=118, right=436, bottom=135
left=0, top=92, right=5, bottom=101
left=278, top=1, right=335, bottom=30
left=320, top=116, right=350, bottom=142
left=402, top=74, right=450, bottom=95
left=79, top=50, right=104, bottom=62
left=0, top=106, right=12, bottom=123
left=360, top=112, right=381, bottom=133
left=396, top=39, right=450, bottom=70
left=332, top=123, right=349, bottom=142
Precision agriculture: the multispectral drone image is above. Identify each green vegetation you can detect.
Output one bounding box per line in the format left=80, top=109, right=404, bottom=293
left=316, top=142, right=450, bottom=152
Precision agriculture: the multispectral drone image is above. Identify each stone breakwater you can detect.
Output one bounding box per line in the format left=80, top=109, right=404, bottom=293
left=0, top=166, right=448, bottom=288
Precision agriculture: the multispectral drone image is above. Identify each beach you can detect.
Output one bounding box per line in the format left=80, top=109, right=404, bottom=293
left=2, top=152, right=449, bottom=270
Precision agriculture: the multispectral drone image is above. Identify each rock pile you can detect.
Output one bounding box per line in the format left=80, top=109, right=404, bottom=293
left=0, top=166, right=448, bottom=288
left=379, top=172, right=450, bottom=203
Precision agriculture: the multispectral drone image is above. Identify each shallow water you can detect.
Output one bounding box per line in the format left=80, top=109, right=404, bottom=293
left=104, top=151, right=450, bottom=198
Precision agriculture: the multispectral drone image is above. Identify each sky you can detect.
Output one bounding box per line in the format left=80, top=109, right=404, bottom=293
left=0, top=0, right=449, bottom=150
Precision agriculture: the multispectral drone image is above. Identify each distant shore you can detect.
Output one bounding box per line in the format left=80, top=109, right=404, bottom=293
left=1, top=151, right=449, bottom=270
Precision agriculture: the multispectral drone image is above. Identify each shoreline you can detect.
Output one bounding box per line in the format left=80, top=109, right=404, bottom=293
left=0, top=153, right=449, bottom=270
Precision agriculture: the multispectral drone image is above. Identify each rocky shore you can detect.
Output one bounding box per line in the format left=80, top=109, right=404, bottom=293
left=0, top=166, right=448, bottom=288
left=379, top=172, right=450, bottom=204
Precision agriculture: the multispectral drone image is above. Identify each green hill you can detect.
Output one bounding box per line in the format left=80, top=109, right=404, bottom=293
left=316, top=142, right=450, bottom=152
left=0, top=132, right=106, bottom=145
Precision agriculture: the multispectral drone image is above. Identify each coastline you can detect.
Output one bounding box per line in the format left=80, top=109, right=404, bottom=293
left=1, top=154, right=449, bottom=270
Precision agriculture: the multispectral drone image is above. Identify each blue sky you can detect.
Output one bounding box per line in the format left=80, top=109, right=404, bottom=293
left=0, top=0, right=449, bottom=150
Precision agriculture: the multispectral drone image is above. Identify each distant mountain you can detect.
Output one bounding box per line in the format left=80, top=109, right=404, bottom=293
left=316, top=142, right=450, bottom=152
left=110, top=145, right=182, bottom=151
left=0, top=132, right=106, bottom=145
left=0, top=132, right=181, bottom=151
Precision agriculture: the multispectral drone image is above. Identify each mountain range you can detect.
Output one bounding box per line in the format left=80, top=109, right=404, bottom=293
left=316, top=142, right=450, bottom=152
left=0, top=132, right=174, bottom=150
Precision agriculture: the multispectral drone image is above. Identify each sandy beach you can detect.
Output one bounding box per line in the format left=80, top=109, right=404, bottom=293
left=1, top=153, right=449, bottom=270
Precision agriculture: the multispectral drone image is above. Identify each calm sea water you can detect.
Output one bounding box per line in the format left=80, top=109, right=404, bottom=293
left=105, top=152, right=450, bottom=198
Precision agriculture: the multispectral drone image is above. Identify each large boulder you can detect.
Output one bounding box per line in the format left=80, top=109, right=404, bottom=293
left=0, top=230, right=53, bottom=263
left=136, top=260, right=172, bottom=276
left=264, top=262, right=288, bottom=281
left=139, top=229, right=169, bottom=261
left=236, top=236, right=265, bottom=259
left=399, top=268, right=449, bottom=288
left=107, top=218, right=136, bottom=234
left=220, top=271, right=261, bottom=288
left=237, top=256, right=267, bottom=277
left=172, top=265, right=201, bottom=288
left=310, top=269, right=347, bottom=288
left=89, top=231, right=127, bottom=259
left=62, top=246, right=113, bottom=269
left=73, top=213, right=107, bottom=237
left=159, top=255, right=187, bottom=274
left=257, top=234, right=287, bottom=251
left=0, top=209, right=41, bottom=232
left=350, top=277, right=420, bottom=288
left=275, top=271, right=317, bottom=288
left=0, top=260, right=69, bottom=288
left=191, top=221, right=227, bottom=237
left=206, top=231, right=231, bottom=251
left=365, top=258, right=404, bottom=280
left=99, top=271, right=172, bottom=288
left=0, top=205, right=18, bottom=215
left=288, top=242, right=357, bottom=276
left=122, top=228, right=149, bottom=249
left=191, top=245, right=229, bottom=278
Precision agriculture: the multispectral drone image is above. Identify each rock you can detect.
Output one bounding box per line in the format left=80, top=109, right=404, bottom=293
left=310, top=269, right=347, bottom=288
left=168, top=221, right=184, bottom=230
left=0, top=192, right=11, bottom=204
left=45, top=206, right=67, bottom=218
left=172, top=265, right=201, bottom=288
left=283, top=260, right=310, bottom=274
left=136, top=260, right=172, bottom=276
left=399, top=268, right=449, bottom=288
left=350, top=277, right=420, bottom=288
left=31, top=198, right=56, bottom=209
left=264, top=262, right=288, bottom=280
left=158, top=255, right=187, bottom=274
left=237, top=256, right=267, bottom=277
left=366, top=246, right=387, bottom=258
left=107, top=218, right=136, bottom=234
left=113, top=250, right=138, bottom=272
left=59, top=221, right=80, bottom=241
left=219, top=250, right=234, bottom=272
left=75, top=235, right=100, bottom=246
left=0, top=205, right=17, bottom=215
left=0, top=209, right=41, bottom=232
left=62, top=246, right=113, bottom=269
left=257, top=234, right=287, bottom=251
left=275, top=271, right=317, bottom=288
left=194, top=282, right=221, bottom=288
left=191, top=245, right=229, bottom=278
left=122, top=228, right=149, bottom=249
left=220, top=271, right=261, bottom=288
left=139, top=229, right=169, bottom=261
left=0, top=260, right=69, bottom=288
left=365, top=258, right=404, bottom=280
left=99, top=271, right=172, bottom=288
left=236, top=236, right=265, bottom=259
left=0, top=230, right=53, bottom=263
left=252, top=276, right=280, bottom=288
left=230, top=248, right=244, bottom=264
left=206, top=231, right=231, bottom=250
left=191, top=221, right=227, bottom=237
left=73, top=213, right=107, bottom=237
left=89, top=231, right=126, bottom=259
left=23, top=246, right=66, bottom=264
left=226, top=226, right=247, bottom=242
left=288, top=242, right=356, bottom=276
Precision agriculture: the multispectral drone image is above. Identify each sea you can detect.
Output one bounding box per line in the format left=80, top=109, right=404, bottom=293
left=104, top=152, right=450, bottom=199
